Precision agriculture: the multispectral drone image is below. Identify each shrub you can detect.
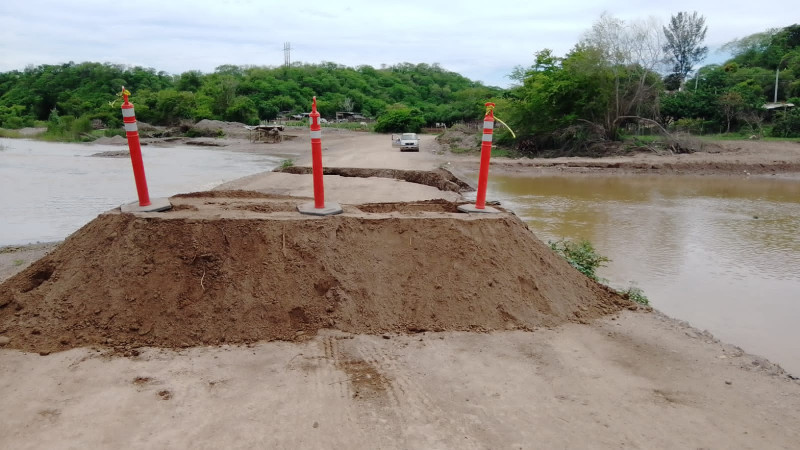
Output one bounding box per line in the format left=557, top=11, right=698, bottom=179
left=73, top=116, right=93, bottom=134
left=549, top=238, right=651, bottom=306
left=548, top=239, right=610, bottom=282
left=619, top=284, right=650, bottom=306
left=0, top=129, right=22, bottom=138
left=770, top=108, right=800, bottom=137
left=103, top=128, right=126, bottom=138
left=374, top=108, right=424, bottom=133
left=671, top=118, right=704, bottom=134
left=42, top=111, right=97, bottom=141
left=186, top=127, right=223, bottom=138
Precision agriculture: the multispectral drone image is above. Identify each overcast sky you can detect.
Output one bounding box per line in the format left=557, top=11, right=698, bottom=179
left=0, top=0, right=796, bottom=87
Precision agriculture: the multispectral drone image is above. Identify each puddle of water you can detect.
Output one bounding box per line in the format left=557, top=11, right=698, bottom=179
left=468, top=173, right=800, bottom=375
left=0, top=138, right=280, bottom=246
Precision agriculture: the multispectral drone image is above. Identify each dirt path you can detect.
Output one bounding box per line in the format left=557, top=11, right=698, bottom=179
left=208, top=129, right=455, bottom=201
left=1, top=313, right=798, bottom=449
left=144, top=127, right=445, bottom=171
left=147, top=125, right=800, bottom=177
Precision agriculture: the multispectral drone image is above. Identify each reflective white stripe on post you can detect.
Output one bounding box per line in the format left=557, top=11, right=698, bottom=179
left=124, top=122, right=138, bottom=132
left=483, top=121, right=494, bottom=129
left=310, top=130, right=322, bottom=139
left=482, top=133, right=493, bottom=142
left=122, top=108, right=136, bottom=118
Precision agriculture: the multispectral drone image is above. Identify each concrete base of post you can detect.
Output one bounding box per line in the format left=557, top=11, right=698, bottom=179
left=457, top=204, right=500, bottom=214
left=297, top=202, right=343, bottom=216
left=121, top=197, right=172, bottom=213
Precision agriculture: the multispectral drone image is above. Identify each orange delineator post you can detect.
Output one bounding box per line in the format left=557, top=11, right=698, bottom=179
left=120, top=87, right=151, bottom=207
left=310, top=97, right=325, bottom=208
left=296, top=97, right=341, bottom=216
left=475, top=102, right=495, bottom=209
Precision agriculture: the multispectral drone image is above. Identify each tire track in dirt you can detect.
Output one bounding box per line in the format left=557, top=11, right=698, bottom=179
left=351, top=338, right=488, bottom=449
left=320, top=334, right=402, bottom=448
left=312, top=335, right=370, bottom=446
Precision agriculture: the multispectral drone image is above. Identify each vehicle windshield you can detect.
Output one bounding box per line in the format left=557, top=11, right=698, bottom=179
left=401, top=133, right=416, bottom=140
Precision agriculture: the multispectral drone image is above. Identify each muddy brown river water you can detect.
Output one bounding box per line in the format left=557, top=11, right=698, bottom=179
left=473, top=174, right=800, bottom=374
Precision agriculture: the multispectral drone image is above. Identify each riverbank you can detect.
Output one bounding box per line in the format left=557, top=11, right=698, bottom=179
left=453, top=139, right=800, bottom=177
left=7, top=123, right=799, bottom=176
left=202, top=128, right=800, bottom=177
left=1, top=133, right=799, bottom=448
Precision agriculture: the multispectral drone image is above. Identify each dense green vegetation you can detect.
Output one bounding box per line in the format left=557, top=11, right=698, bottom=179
left=668, top=24, right=800, bottom=137
left=501, top=18, right=800, bottom=155
left=1, top=15, right=797, bottom=152
left=0, top=61, right=499, bottom=136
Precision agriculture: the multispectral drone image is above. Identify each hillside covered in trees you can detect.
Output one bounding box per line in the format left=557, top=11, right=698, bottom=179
left=0, top=62, right=500, bottom=130
left=1, top=16, right=798, bottom=154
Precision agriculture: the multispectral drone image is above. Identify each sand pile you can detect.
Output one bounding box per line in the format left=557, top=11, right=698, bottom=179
left=0, top=193, right=629, bottom=354
left=91, top=135, right=127, bottom=146
left=275, top=167, right=473, bottom=193
left=192, top=119, right=250, bottom=139
left=436, top=124, right=481, bottom=153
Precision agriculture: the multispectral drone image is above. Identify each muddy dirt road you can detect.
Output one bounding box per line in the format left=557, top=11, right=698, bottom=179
left=160, top=125, right=800, bottom=176
left=2, top=305, right=798, bottom=449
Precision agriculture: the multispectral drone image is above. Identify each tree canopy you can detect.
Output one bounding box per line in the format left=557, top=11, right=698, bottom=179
left=2, top=17, right=799, bottom=152
left=0, top=61, right=500, bottom=129
left=504, top=18, right=800, bottom=155
left=663, top=11, right=709, bottom=82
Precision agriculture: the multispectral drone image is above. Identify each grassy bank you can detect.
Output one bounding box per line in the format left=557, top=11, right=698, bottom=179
left=0, top=129, right=23, bottom=138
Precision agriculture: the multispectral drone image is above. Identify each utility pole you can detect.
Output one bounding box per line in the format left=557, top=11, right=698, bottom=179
left=284, top=42, right=292, bottom=68
left=775, top=55, right=791, bottom=103
left=694, top=66, right=707, bottom=92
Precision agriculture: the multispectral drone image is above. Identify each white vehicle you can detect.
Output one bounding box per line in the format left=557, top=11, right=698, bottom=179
left=392, top=133, right=420, bottom=152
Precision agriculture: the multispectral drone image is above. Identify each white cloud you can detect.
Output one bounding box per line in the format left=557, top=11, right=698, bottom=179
left=0, top=0, right=796, bottom=87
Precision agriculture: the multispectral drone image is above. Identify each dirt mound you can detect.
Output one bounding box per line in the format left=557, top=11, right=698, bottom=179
left=174, top=190, right=294, bottom=199
left=276, top=167, right=474, bottom=193
left=91, top=150, right=129, bottom=158
left=92, top=135, right=127, bottom=146
left=436, top=124, right=481, bottom=153
left=0, top=195, right=629, bottom=353
left=192, top=119, right=250, bottom=139
left=135, top=121, right=157, bottom=132
left=17, top=127, right=46, bottom=136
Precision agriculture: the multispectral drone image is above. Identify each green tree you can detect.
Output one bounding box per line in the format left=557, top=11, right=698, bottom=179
left=719, top=91, right=743, bottom=132
left=224, top=96, right=258, bottom=124
left=771, top=108, right=800, bottom=137
left=374, top=108, right=424, bottom=133
left=1, top=60, right=501, bottom=131
left=663, top=11, right=709, bottom=83
left=505, top=14, right=665, bottom=154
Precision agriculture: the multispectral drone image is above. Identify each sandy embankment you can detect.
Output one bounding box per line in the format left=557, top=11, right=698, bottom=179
left=1, top=129, right=799, bottom=449
left=127, top=120, right=800, bottom=176
left=453, top=140, right=800, bottom=177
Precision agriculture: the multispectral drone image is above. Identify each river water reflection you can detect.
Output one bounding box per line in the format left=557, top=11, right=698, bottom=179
left=475, top=174, right=800, bottom=375
left=0, top=138, right=280, bottom=246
